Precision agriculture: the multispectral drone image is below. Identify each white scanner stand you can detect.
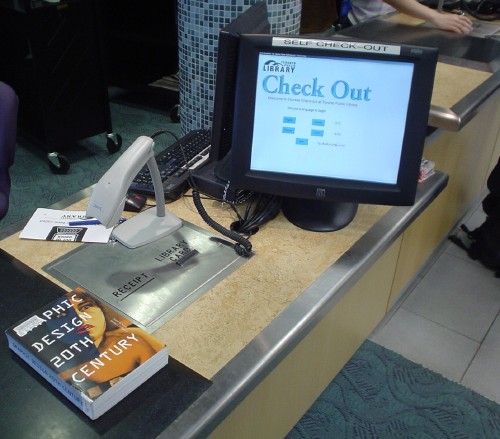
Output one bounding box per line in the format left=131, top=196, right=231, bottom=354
left=87, top=136, right=182, bottom=248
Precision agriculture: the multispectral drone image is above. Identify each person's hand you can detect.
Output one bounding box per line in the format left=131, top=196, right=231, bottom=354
left=428, top=11, right=473, bottom=34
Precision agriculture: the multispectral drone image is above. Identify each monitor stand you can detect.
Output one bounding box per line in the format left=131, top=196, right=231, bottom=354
left=282, top=197, right=358, bottom=232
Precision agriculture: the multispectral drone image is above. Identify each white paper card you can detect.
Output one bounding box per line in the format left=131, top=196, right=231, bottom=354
left=20, top=208, right=114, bottom=243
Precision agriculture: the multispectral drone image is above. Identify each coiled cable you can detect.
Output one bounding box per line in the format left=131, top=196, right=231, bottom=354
left=192, top=188, right=253, bottom=257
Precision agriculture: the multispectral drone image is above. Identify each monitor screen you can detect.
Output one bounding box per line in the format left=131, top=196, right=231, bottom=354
left=230, top=35, right=438, bottom=231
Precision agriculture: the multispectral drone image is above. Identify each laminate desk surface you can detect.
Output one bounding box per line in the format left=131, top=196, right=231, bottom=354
left=0, top=194, right=390, bottom=379
left=1, top=14, right=496, bottom=438
left=342, top=14, right=498, bottom=131
left=433, top=63, right=491, bottom=108
left=0, top=62, right=491, bottom=381
left=0, top=172, right=449, bottom=439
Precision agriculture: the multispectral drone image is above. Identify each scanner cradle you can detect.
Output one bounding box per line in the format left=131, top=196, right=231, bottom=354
left=87, top=136, right=182, bottom=248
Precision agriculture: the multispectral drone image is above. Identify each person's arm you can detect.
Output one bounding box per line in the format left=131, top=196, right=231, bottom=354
left=384, top=0, right=473, bottom=34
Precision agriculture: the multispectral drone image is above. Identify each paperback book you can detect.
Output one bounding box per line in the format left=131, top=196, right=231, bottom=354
left=5, top=288, right=169, bottom=420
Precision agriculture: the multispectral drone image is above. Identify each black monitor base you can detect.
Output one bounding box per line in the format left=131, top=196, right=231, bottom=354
left=282, top=197, right=358, bottom=232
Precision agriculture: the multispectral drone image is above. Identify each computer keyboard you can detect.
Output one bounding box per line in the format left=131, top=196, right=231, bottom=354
left=129, top=129, right=211, bottom=201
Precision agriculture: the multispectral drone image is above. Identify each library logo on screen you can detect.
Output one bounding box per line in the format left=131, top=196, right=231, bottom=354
left=263, top=60, right=296, bottom=74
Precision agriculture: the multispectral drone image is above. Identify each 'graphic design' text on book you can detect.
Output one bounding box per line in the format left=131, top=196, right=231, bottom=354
left=5, top=288, right=169, bottom=419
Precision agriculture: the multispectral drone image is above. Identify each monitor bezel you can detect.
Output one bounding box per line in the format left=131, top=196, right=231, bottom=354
left=209, top=1, right=271, bottom=166
left=230, top=34, right=438, bottom=207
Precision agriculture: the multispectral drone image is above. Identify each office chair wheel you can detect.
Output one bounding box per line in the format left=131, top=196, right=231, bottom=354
left=106, top=133, right=122, bottom=154
left=47, top=152, right=70, bottom=174
left=169, top=104, right=180, bottom=123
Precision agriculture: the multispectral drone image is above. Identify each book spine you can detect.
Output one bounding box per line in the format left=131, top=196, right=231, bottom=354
left=6, top=334, right=96, bottom=419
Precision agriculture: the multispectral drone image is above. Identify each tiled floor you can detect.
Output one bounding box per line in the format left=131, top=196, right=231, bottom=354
left=370, top=204, right=500, bottom=404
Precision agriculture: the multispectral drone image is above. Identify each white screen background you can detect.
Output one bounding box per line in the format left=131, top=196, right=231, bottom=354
left=250, top=53, right=414, bottom=184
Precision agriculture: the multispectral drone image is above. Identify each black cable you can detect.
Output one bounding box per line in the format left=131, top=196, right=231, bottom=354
left=229, top=193, right=282, bottom=235
left=149, top=129, right=179, bottom=141
left=146, top=129, right=262, bottom=257
left=192, top=188, right=253, bottom=257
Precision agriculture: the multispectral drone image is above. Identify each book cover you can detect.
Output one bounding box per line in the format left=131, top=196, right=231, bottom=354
left=5, top=288, right=168, bottom=419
